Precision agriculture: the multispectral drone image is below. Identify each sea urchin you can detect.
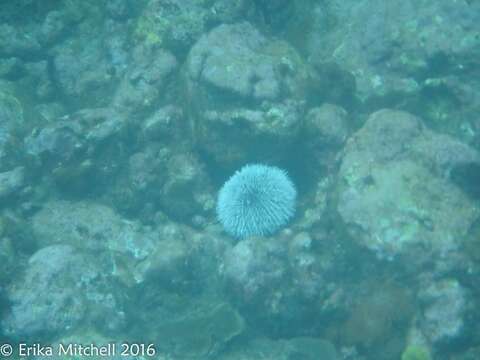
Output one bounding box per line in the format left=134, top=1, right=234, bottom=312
left=216, top=164, right=296, bottom=239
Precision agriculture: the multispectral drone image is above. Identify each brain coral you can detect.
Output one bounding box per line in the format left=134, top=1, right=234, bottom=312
left=216, top=164, right=296, bottom=239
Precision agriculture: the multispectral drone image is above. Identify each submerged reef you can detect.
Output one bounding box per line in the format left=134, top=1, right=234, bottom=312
left=1, top=0, right=480, bottom=359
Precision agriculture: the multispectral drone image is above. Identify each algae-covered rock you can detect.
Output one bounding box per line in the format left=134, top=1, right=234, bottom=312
left=157, top=152, right=215, bottom=220
left=31, top=200, right=158, bottom=284
left=307, top=0, right=480, bottom=100
left=0, top=236, right=15, bottom=284
left=112, top=47, right=178, bottom=115
left=142, top=105, right=184, bottom=143
left=133, top=0, right=207, bottom=52
left=1, top=244, right=125, bottom=340
left=286, top=337, right=338, bottom=360
left=152, top=302, right=245, bottom=358
left=31, top=199, right=215, bottom=286
left=222, top=232, right=333, bottom=336
left=305, top=104, right=349, bottom=149
left=0, top=167, right=25, bottom=199
left=340, top=280, right=414, bottom=349
left=304, top=104, right=350, bottom=175
left=305, top=0, right=480, bottom=137
left=133, top=0, right=250, bottom=55
left=401, top=345, right=432, bottom=360
left=184, top=22, right=307, bottom=166
left=419, top=278, right=471, bottom=345
left=24, top=107, right=127, bottom=193
left=0, top=90, right=23, bottom=125
left=337, top=109, right=479, bottom=260
left=0, top=91, right=23, bottom=172
left=0, top=23, right=41, bottom=56
left=121, top=145, right=213, bottom=222
left=220, top=336, right=338, bottom=360
left=52, top=38, right=119, bottom=107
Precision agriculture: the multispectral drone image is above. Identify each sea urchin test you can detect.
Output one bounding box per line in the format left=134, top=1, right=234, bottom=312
left=216, top=164, right=296, bottom=239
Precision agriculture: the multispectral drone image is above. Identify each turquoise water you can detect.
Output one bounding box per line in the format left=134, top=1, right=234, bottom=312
left=0, top=1, right=479, bottom=359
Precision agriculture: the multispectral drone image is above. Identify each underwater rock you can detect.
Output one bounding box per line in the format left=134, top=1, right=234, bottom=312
left=286, top=337, right=339, bottom=360
left=160, top=302, right=244, bottom=358
left=0, top=91, right=24, bottom=172
left=1, top=244, right=125, bottom=340
left=307, top=1, right=480, bottom=100
left=30, top=199, right=217, bottom=288
left=137, top=222, right=190, bottom=288
left=0, top=1, right=102, bottom=58
left=221, top=336, right=338, bottom=360
left=337, top=109, right=479, bottom=260
left=401, top=345, right=432, bottom=360
left=0, top=236, right=15, bottom=285
left=33, top=102, right=66, bottom=123
left=135, top=222, right=229, bottom=298
left=132, top=0, right=250, bottom=55
left=187, top=22, right=278, bottom=99
left=52, top=19, right=130, bottom=108
left=208, top=0, right=254, bottom=24
left=142, top=105, right=184, bottom=143
left=24, top=117, right=84, bottom=164
left=30, top=200, right=153, bottom=255
left=0, top=57, right=22, bottom=79
left=122, top=146, right=213, bottom=221
left=23, top=60, right=55, bottom=100
left=305, top=104, right=349, bottom=149
left=105, top=0, right=136, bottom=20
left=340, top=280, right=414, bottom=350
left=0, top=167, right=25, bottom=199
left=115, top=145, right=168, bottom=215
left=222, top=231, right=330, bottom=335
left=39, top=10, right=67, bottom=46
left=0, top=24, right=42, bottom=57
left=223, top=236, right=288, bottom=300
left=24, top=107, right=127, bottom=192
left=0, top=90, right=23, bottom=128
left=112, top=47, right=178, bottom=115
left=305, top=0, right=480, bottom=137
left=158, top=152, right=215, bottom=220
left=31, top=200, right=158, bottom=283
left=307, top=60, right=357, bottom=109
left=133, top=0, right=207, bottom=54
left=304, top=104, right=350, bottom=174
left=142, top=299, right=244, bottom=359
left=127, top=147, right=167, bottom=194
left=184, top=22, right=307, bottom=166
left=254, top=0, right=293, bottom=30
left=419, top=278, right=471, bottom=345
